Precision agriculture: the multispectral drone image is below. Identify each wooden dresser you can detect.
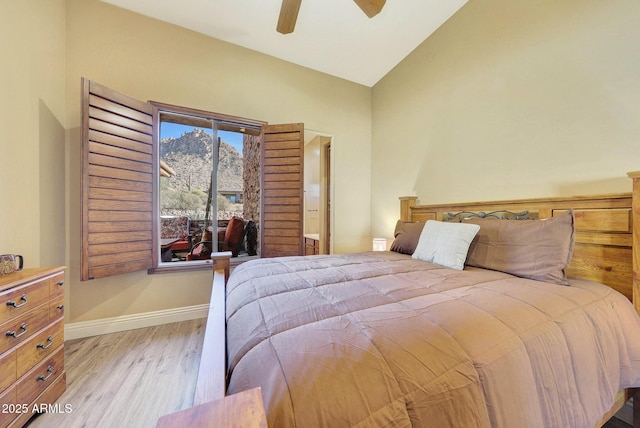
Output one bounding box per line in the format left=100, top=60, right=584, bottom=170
left=0, top=267, right=66, bottom=427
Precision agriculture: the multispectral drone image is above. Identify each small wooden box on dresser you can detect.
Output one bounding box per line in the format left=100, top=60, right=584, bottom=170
left=0, top=267, right=66, bottom=428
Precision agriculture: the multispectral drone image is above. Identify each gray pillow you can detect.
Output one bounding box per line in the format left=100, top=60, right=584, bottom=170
left=463, top=209, right=576, bottom=285
left=390, top=221, right=425, bottom=255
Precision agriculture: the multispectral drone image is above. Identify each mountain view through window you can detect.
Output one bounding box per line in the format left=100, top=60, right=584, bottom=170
left=159, top=121, right=245, bottom=262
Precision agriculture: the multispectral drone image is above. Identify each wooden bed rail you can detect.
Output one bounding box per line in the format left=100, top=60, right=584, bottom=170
left=158, top=252, right=269, bottom=426
left=193, top=251, right=231, bottom=406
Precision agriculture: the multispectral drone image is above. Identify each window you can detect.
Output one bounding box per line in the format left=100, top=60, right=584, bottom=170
left=81, top=79, right=303, bottom=281
left=156, top=109, right=260, bottom=264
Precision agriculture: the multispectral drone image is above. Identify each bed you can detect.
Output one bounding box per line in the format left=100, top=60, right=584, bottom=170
left=191, top=171, right=640, bottom=428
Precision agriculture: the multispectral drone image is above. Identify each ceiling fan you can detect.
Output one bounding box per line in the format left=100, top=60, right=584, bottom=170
left=277, top=0, right=386, bottom=34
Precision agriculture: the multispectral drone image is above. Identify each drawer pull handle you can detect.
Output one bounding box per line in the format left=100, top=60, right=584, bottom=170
left=6, top=322, right=27, bottom=338
left=37, top=336, right=54, bottom=349
left=57, top=281, right=64, bottom=287
left=6, top=295, right=27, bottom=308
left=57, top=304, right=64, bottom=311
left=37, top=366, right=53, bottom=382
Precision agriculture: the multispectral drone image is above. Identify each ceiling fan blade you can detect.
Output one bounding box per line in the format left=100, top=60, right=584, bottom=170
left=277, top=0, right=302, bottom=34
left=353, top=0, right=386, bottom=18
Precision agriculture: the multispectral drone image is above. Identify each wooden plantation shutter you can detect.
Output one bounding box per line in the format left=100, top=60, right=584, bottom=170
left=81, top=79, right=157, bottom=280
left=261, top=123, right=304, bottom=258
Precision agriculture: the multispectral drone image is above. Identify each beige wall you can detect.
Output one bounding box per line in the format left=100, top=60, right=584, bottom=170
left=63, top=0, right=372, bottom=323
left=304, top=136, right=321, bottom=235
left=0, top=1, right=66, bottom=268
left=9, top=0, right=637, bottom=326
left=371, top=0, right=640, bottom=241
left=304, top=133, right=332, bottom=253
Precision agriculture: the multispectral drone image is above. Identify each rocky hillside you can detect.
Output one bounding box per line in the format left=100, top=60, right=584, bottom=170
left=160, top=129, right=243, bottom=193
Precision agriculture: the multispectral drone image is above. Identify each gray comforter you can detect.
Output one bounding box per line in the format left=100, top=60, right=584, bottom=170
left=225, top=251, right=640, bottom=427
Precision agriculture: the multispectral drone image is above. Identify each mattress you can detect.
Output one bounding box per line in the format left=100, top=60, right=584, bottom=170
left=225, top=251, right=640, bottom=427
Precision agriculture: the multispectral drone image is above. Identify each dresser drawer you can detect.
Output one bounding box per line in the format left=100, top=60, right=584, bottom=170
left=49, top=273, right=64, bottom=298
left=8, top=371, right=66, bottom=428
left=0, top=279, right=49, bottom=325
left=49, top=295, right=64, bottom=322
left=0, top=349, right=17, bottom=393
left=15, top=319, right=64, bottom=379
left=0, top=304, right=50, bottom=355
left=0, top=385, right=17, bottom=427
left=15, top=345, right=64, bottom=407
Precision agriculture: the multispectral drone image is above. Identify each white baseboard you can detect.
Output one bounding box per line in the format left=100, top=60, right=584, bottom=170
left=64, top=304, right=210, bottom=341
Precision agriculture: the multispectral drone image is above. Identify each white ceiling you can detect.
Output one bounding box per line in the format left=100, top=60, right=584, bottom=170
left=101, top=0, right=468, bottom=87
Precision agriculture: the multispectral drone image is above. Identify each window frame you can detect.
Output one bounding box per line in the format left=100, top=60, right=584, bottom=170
left=81, top=79, right=303, bottom=281
left=148, top=101, right=266, bottom=274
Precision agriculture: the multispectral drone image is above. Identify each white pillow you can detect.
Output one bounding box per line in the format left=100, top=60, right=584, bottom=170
left=412, top=220, right=480, bottom=270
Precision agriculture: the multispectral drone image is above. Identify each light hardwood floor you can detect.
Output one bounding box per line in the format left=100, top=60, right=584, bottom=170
left=25, top=319, right=206, bottom=428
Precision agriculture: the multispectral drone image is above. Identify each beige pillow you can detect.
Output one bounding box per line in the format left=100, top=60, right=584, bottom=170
left=463, top=209, right=575, bottom=285
left=390, top=220, right=425, bottom=255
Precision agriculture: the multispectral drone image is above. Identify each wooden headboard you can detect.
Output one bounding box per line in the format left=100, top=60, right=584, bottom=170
left=400, top=171, right=640, bottom=314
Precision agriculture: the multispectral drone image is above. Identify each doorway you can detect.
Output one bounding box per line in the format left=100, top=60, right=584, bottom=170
left=304, top=130, right=332, bottom=254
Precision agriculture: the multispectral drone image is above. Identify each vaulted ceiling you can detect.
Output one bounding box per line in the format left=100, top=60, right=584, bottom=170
left=100, top=0, right=468, bottom=87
